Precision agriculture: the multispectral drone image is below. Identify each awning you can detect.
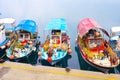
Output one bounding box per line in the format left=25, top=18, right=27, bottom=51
left=45, top=18, right=67, bottom=31
left=111, top=26, right=120, bottom=33
left=78, top=18, right=102, bottom=37
left=78, top=18, right=109, bottom=37
left=0, top=18, right=15, bottom=24
left=15, top=20, right=36, bottom=34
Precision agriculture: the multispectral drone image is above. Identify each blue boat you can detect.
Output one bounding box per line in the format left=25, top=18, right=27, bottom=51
left=110, top=26, right=120, bottom=57
left=0, top=18, right=15, bottom=63
left=39, top=18, right=72, bottom=65
left=6, top=20, right=40, bottom=64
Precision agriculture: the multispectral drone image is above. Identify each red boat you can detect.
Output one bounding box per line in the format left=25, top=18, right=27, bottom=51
left=76, top=18, right=119, bottom=73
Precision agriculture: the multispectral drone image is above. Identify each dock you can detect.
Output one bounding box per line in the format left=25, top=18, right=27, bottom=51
left=0, top=61, right=119, bottom=80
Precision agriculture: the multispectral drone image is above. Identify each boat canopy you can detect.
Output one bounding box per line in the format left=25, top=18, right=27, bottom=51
left=45, top=18, right=67, bottom=31
left=78, top=18, right=109, bottom=38
left=111, top=26, right=120, bottom=33
left=0, top=18, right=15, bottom=24
left=15, top=20, right=36, bottom=34
left=5, top=27, right=14, bottom=31
left=110, top=26, right=120, bottom=40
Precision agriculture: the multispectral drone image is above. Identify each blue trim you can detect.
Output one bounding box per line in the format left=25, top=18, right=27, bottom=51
left=0, top=38, right=9, bottom=46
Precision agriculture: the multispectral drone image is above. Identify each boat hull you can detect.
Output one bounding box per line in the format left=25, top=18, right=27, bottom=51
left=0, top=39, right=11, bottom=61
left=7, top=43, right=40, bottom=65
left=77, top=42, right=114, bottom=73
left=40, top=48, right=68, bottom=65
left=0, top=47, right=8, bottom=60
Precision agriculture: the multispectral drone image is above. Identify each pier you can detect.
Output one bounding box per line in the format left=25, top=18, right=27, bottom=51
left=0, top=61, right=119, bottom=80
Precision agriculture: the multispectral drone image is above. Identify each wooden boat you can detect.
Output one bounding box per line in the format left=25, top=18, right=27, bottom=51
left=110, top=26, right=120, bottom=58
left=76, top=18, right=119, bottom=73
left=6, top=20, right=40, bottom=64
left=0, top=18, right=15, bottom=62
left=38, top=18, right=72, bottom=65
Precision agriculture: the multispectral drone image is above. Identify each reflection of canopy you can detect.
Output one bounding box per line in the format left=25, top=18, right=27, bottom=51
left=15, top=20, right=36, bottom=34
left=45, top=18, right=67, bottom=31
left=78, top=18, right=109, bottom=38
left=0, top=18, right=15, bottom=24
left=111, top=26, right=120, bottom=33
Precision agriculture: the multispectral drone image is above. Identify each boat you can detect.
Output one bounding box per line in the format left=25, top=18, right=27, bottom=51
left=110, top=26, right=120, bottom=58
left=76, top=18, right=119, bottom=73
left=0, top=18, right=15, bottom=63
left=38, top=18, right=72, bottom=65
left=6, top=20, right=40, bottom=64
